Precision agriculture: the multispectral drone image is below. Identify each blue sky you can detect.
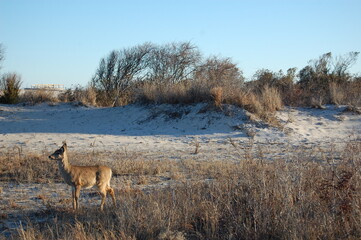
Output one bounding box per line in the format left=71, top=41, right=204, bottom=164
left=1, top=0, right=360, bottom=88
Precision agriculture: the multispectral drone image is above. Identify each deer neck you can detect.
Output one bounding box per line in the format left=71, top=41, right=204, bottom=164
left=58, top=151, right=72, bottom=175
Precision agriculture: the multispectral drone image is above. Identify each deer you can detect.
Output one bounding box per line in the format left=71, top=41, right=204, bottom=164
left=48, top=142, right=116, bottom=211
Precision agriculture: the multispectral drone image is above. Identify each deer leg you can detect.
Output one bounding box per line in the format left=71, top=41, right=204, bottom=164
left=99, top=186, right=107, bottom=211
left=107, top=187, right=116, bottom=207
left=75, top=185, right=81, bottom=210
left=72, top=188, right=76, bottom=210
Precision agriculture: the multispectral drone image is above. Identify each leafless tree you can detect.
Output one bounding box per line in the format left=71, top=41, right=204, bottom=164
left=299, top=52, right=359, bottom=91
left=92, top=43, right=153, bottom=106
left=115, top=43, right=153, bottom=93
left=146, top=42, right=201, bottom=84
left=0, top=44, right=4, bottom=71
left=332, top=52, right=359, bottom=81
left=194, top=56, right=243, bottom=89
left=297, top=52, right=359, bottom=105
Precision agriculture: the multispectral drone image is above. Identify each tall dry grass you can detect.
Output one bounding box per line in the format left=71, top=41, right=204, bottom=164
left=1, top=139, right=360, bottom=239
left=20, top=89, right=58, bottom=105
left=210, top=87, right=223, bottom=109
left=329, top=81, right=361, bottom=106
left=237, top=86, right=283, bottom=125
left=0, top=148, right=61, bottom=183
left=58, top=86, right=97, bottom=106
left=137, top=82, right=194, bottom=104
left=136, top=81, right=283, bottom=125
left=17, top=87, right=98, bottom=106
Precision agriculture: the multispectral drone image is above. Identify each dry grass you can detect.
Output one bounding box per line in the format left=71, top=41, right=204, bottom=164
left=1, top=139, right=360, bottom=239
left=58, top=86, right=98, bottom=106
left=329, top=81, right=361, bottom=106
left=210, top=87, right=223, bottom=109
left=137, top=82, right=199, bottom=105
left=137, top=82, right=283, bottom=125
left=17, top=87, right=98, bottom=106
left=0, top=149, right=62, bottom=183
left=20, top=89, right=58, bottom=105
left=0, top=148, right=174, bottom=185
left=237, top=87, right=283, bottom=125
left=261, top=86, right=283, bottom=112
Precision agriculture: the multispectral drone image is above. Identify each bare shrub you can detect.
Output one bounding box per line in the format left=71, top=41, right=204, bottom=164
left=195, top=56, right=243, bottom=95
left=89, top=44, right=360, bottom=110
left=0, top=73, right=22, bottom=104
left=20, top=89, right=58, bottom=105
left=146, top=42, right=201, bottom=84
left=92, top=42, right=245, bottom=107
left=91, top=43, right=153, bottom=106
left=58, top=88, right=72, bottom=102
left=298, top=52, right=359, bottom=105
left=248, top=68, right=296, bottom=106
left=58, top=86, right=97, bottom=106
left=0, top=43, right=4, bottom=69
left=74, top=86, right=97, bottom=106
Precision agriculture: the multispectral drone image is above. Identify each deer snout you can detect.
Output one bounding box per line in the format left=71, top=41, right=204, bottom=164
left=49, top=155, right=54, bottom=160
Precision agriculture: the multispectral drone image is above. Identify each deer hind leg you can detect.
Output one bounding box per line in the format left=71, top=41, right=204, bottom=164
left=72, top=188, right=76, bottom=210
left=99, top=185, right=107, bottom=211
left=106, top=186, right=116, bottom=207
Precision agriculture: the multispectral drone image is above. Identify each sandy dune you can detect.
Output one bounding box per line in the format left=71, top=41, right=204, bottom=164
left=0, top=103, right=360, bottom=155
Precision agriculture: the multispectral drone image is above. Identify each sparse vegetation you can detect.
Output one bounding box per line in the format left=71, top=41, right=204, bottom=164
left=2, top=41, right=358, bottom=125
left=1, top=139, right=360, bottom=239
left=88, top=43, right=360, bottom=123
left=20, top=89, right=58, bottom=105
left=298, top=52, right=359, bottom=105
left=58, top=85, right=97, bottom=106
left=0, top=149, right=62, bottom=183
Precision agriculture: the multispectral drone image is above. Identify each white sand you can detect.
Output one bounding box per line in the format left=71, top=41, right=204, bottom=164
left=0, top=103, right=360, bottom=157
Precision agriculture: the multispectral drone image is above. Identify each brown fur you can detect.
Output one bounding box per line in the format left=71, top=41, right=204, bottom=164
left=49, top=142, right=116, bottom=210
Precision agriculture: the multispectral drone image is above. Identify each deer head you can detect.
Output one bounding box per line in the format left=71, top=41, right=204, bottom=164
left=49, top=141, right=67, bottom=160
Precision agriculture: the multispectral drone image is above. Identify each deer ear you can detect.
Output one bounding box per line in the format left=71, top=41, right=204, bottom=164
left=62, top=141, right=67, bottom=151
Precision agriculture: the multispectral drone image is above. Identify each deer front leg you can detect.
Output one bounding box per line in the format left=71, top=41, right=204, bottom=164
left=72, top=188, right=76, bottom=210
left=74, top=185, right=81, bottom=210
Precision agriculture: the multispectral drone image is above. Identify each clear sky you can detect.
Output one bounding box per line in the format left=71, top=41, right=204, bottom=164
left=1, top=0, right=360, bottom=88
